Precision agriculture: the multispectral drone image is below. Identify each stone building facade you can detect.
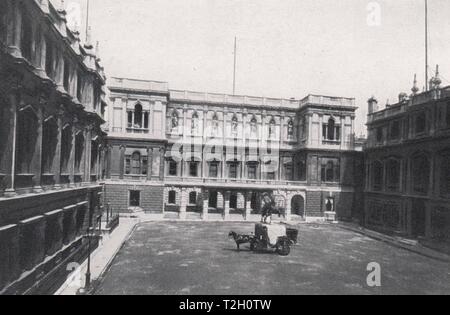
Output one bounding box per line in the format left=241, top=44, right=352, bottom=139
left=104, top=78, right=364, bottom=222
left=0, top=0, right=107, bottom=294
left=364, top=71, right=450, bottom=249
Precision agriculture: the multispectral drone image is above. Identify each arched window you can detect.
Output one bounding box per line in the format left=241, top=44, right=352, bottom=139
left=74, top=132, right=85, bottom=174
left=287, top=119, right=294, bottom=138
left=134, top=104, right=143, bottom=128
left=90, top=140, right=99, bottom=176
left=0, top=95, right=11, bottom=175
left=298, top=160, right=307, bottom=181
left=322, top=117, right=341, bottom=142
left=20, top=12, right=32, bottom=61
left=230, top=193, right=238, bottom=209
left=189, top=191, right=197, bottom=205
left=372, top=161, right=383, bottom=191
left=386, top=159, right=401, bottom=191
left=60, top=125, right=72, bottom=174
left=168, top=190, right=176, bottom=204
left=412, top=153, right=430, bottom=194
left=42, top=117, right=58, bottom=175
left=16, top=107, right=38, bottom=175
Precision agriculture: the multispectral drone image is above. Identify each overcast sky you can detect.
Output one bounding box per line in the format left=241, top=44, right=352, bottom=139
left=61, top=0, right=450, bottom=135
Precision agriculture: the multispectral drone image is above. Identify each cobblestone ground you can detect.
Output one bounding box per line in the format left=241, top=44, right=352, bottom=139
left=95, top=222, right=450, bottom=295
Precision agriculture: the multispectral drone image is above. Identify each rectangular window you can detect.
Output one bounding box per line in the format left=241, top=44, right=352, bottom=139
left=168, top=191, right=176, bottom=204
left=229, top=163, right=238, bottom=179
left=248, top=163, right=257, bottom=180
left=125, top=157, right=131, bottom=175
left=189, top=162, right=198, bottom=177
left=321, top=158, right=340, bottom=183
left=376, top=127, right=383, bottom=143
left=266, top=172, right=276, bottom=180
left=209, top=163, right=218, bottom=178
left=142, top=157, right=148, bottom=175
left=129, top=190, right=140, bottom=207
left=169, top=160, right=177, bottom=176
left=284, top=163, right=293, bottom=181
left=127, top=111, right=133, bottom=128
left=389, top=121, right=401, bottom=140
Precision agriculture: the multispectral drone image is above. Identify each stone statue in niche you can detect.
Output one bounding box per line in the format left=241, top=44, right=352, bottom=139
left=171, top=112, right=178, bottom=131
left=287, top=120, right=294, bottom=137
left=232, top=116, right=238, bottom=134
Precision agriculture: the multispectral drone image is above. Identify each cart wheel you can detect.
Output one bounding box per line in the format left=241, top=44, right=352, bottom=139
left=277, top=242, right=291, bottom=256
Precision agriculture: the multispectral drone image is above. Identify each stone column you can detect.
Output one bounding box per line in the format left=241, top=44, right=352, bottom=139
left=8, top=1, right=22, bottom=58
left=146, top=147, right=153, bottom=181
left=83, top=129, right=92, bottom=183
left=32, top=107, right=43, bottom=193
left=285, top=195, right=292, bottom=222
left=202, top=190, right=209, bottom=221
left=119, top=145, right=126, bottom=179
left=4, top=91, right=18, bottom=197
left=224, top=191, right=230, bottom=220
left=55, top=51, right=65, bottom=93
left=245, top=191, right=253, bottom=220
left=69, top=129, right=76, bottom=187
left=106, top=145, right=112, bottom=179
left=159, top=148, right=165, bottom=181
left=52, top=113, right=63, bottom=189
left=179, top=188, right=187, bottom=220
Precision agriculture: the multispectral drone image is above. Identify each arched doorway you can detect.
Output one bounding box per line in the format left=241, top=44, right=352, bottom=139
left=291, top=195, right=305, bottom=217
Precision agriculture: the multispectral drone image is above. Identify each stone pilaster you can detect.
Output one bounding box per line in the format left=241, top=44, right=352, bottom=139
left=3, top=91, right=18, bottom=197
left=179, top=188, right=187, bottom=220
left=245, top=191, right=253, bottom=220
left=52, top=113, right=63, bottom=189
left=32, top=107, right=43, bottom=193
left=202, top=190, right=209, bottom=221
left=224, top=191, right=230, bottom=220
left=119, top=145, right=126, bottom=179
left=159, top=148, right=165, bottom=181
left=146, top=147, right=153, bottom=180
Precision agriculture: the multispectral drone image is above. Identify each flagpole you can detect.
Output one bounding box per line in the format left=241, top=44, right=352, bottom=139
left=86, top=0, right=90, bottom=41
left=233, top=37, right=237, bottom=95
left=425, top=0, right=429, bottom=91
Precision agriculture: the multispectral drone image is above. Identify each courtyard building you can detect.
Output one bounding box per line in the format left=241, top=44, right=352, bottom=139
left=104, top=78, right=364, bottom=222
left=0, top=0, right=107, bottom=294
left=364, top=70, right=450, bottom=250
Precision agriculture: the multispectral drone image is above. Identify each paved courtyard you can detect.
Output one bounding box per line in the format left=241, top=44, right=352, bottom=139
left=95, top=222, right=450, bottom=295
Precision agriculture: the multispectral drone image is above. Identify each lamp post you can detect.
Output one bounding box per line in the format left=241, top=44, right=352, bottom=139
left=85, top=224, right=92, bottom=289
